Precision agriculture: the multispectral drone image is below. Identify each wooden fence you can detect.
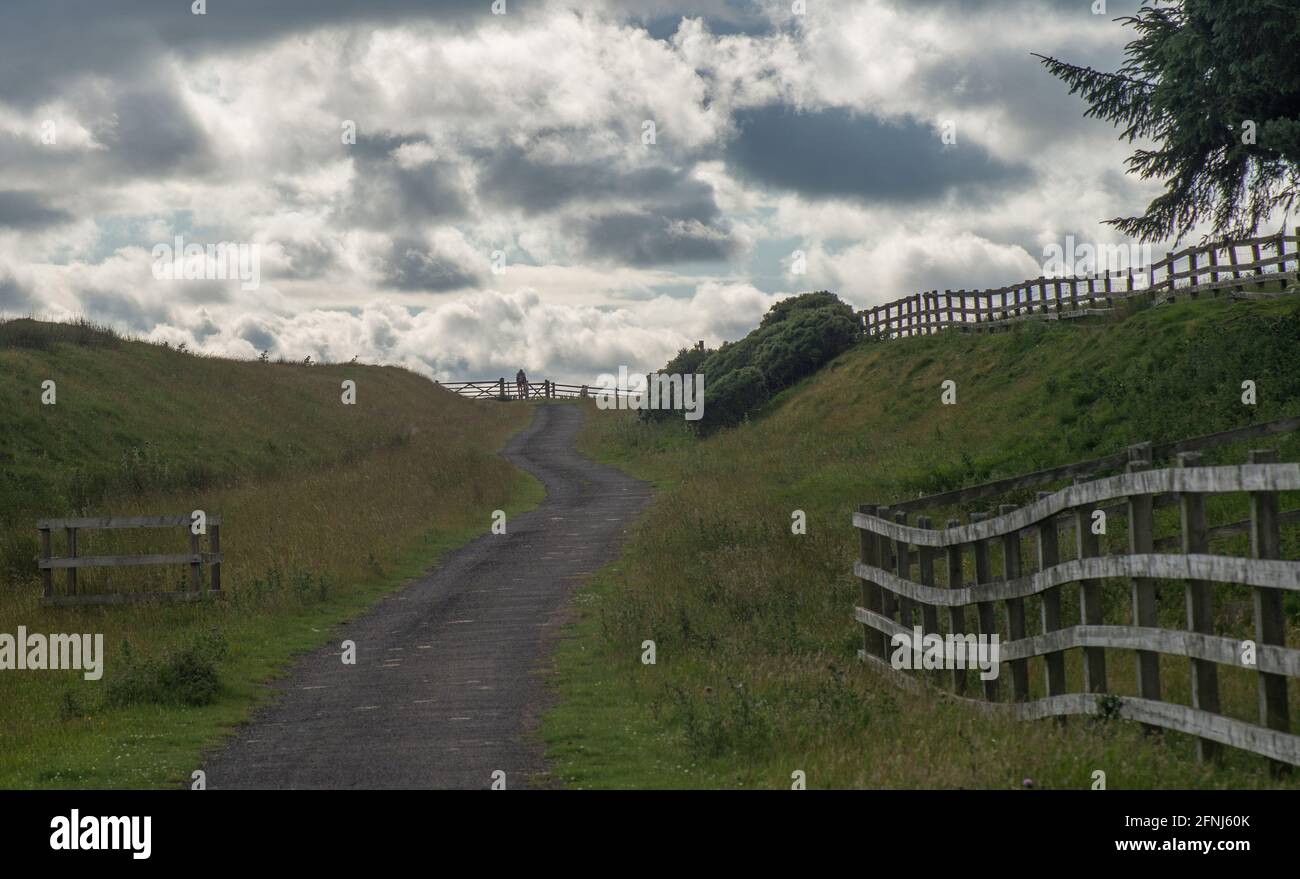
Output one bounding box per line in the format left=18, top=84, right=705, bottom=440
left=853, top=435, right=1300, bottom=768
left=439, top=379, right=636, bottom=401
left=36, top=515, right=222, bottom=607
left=862, top=230, right=1300, bottom=339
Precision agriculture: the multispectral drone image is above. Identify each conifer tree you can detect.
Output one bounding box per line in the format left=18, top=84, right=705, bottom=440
left=1037, top=0, right=1300, bottom=242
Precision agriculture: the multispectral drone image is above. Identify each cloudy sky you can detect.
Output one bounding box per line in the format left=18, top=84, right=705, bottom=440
left=1, top=0, right=1170, bottom=381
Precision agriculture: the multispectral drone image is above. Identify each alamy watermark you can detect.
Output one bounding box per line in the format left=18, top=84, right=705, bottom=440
left=50, top=810, right=150, bottom=859
left=594, top=366, right=704, bottom=421
left=890, top=626, right=1000, bottom=681
left=1042, top=236, right=1152, bottom=282
left=0, top=627, right=104, bottom=680
left=151, top=235, right=260, bottom=291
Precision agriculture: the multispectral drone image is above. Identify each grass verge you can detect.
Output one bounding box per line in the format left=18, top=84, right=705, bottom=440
left=541, top=294, right=1300, bottom=789
left=0, top=320, right=542, bottom=787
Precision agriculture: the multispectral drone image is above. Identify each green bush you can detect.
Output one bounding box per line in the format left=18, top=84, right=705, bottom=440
left=701, top=366, right=769, bottom=433
left=706, top=295, right=859, bottom=429
left=644, top=291, right=861, bottom=433
left=641, top=344, right=713, bottom=423
left=752, top=307, right=859, bottom=391
left=106, top=630, right=229, bottom=708
left=759, top=291, right=855, bottom=328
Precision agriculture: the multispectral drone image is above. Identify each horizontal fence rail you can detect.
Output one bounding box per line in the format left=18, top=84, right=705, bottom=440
left=891, top=414, right=1300, bottom=513
left=36, top=515, right=222, bottom=607
left=861, top=230, right=1300, bottom=340
left=852, top=441, right=1300, bottom=768
left=438, top=379, right=637, bottom=401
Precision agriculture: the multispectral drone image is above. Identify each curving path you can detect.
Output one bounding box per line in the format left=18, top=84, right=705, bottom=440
left=203, top=403, right=652, bottom=789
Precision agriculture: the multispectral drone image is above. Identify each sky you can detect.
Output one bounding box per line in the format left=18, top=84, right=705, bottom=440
left=0, top=0, right=1170, bottom=382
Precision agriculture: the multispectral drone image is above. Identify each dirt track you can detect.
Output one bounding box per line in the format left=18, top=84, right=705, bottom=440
left=203, top=403, right=652, bottom=789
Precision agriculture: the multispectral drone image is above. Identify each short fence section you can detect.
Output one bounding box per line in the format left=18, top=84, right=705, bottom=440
left=852, top=442, right=1300, bottom=767
left=862, top=230, right=1300, bottom=339
left=36, top=515, right=222, bottom=607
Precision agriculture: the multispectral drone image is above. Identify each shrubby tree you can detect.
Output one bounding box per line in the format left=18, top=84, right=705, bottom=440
left=759, top=290, right=856, bottom=328
left=1037, top=0, right=1300, bottom=241
left=700, top=366, right=769, bottom=433
left=753, top=306, right=859, bottom=392
left=642, top=291, right=861, bottom=433
left=640, top=343, right=713, bottom=423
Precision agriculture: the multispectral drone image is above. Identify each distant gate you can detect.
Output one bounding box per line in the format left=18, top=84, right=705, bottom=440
left=439, top=379, right=635, bottom=401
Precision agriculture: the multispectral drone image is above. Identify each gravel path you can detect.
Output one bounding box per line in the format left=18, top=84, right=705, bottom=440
left=203, top=403, right=652, bottom=789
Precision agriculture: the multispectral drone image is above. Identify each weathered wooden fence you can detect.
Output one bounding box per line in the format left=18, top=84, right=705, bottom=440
left=862, top=230, right=1300, bottom=339
left=438, top=379, right=636, bottom=401
left=37, top=515, right=222, bottom=607
left=853, top=429, right=1300, bottom=767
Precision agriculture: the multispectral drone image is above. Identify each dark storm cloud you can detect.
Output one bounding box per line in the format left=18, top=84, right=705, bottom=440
left=0, top=0, right=493, bottom=105
left=920, top=44, right=1131, bottom=147
left=881, top=0, right=1143, bottom=11
left=380, top=237, right=482, bottom=292
left=0, top=85, right=211, bottom=190
left=477, top=146, right=711, bottom=216
left=612, top=0, right=770, bottom=38
left=0, top=191, right=72, bottom=230
left=581, top=198, right=738, bottom=267
left=92, top=88, right=212, bottom=177
left=239, top=321, right=276, bottom=352
left=344, top=133, right=469, bottom=228
left=0, top=275, right=30, bottom=311
left=275, top=238, right=337, bottom=280
left=725, top=105, right=1029, bottom=204
left=78, top=288, right=168, bottom=331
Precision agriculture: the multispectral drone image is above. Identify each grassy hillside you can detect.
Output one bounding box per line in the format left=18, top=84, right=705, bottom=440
left=541, top=295, right=1300, bottom=789
left=0, top=318, right=541, bottom=788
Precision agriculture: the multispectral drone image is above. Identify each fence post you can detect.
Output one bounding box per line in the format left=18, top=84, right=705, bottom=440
left=1208, top=245, right=1219, bottom=286
left=916, top=516, right=939, bottom=637
left=1228, top=242, right=1241, bottom=280
left=894, top=511, right=915, bottom=628
left=38, top=526, right=52, bottom=599
left=65, top=527, right=77, bottom=596
left=498, top=377, right=505, bottom=398
left=1177, top=451, right=1219, bottom=762
left=1036, top=492, right=1065, bottom=703
left=189, top=527, right=201, bottom=594
left=1127, top=452, right=1161, bottom=729
left=999, top=504, right=1029, bottom=701
left=945, top=519, right=967, bottom=694
left=210, top=522, right=222, bottom=593
left=878, top=508, right=897, bottom=620
left=970, top=511, right=999, bottom=702
left=1248, top=448, right=1290, bottom=775
left=857, top=505, right=887, bottom=662
left=1074, top=496, right=1107, bottom=693
left=1251, top=242, right=1263, bottom=289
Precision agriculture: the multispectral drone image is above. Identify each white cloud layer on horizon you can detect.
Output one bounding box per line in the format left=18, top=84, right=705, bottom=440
left=0, top=0, right=1253, bottom=380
